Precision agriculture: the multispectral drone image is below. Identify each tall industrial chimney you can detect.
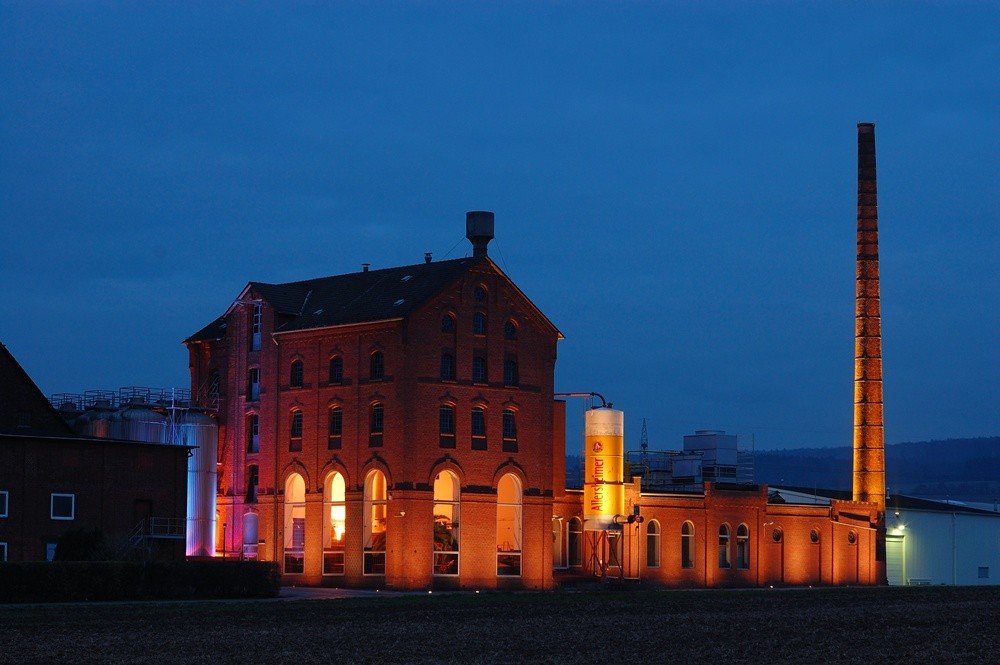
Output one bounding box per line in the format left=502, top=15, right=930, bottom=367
left=852, top=123, right=886, bottom=515
left=466, top=211, right=494, bottom=257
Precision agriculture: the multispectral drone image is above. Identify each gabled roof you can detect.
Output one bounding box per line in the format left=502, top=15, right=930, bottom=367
left=771, top=485, right=1000, bottom=515
left=0, top=342, right=73, bottom=435
left=185, top=256, right=562, bottom=342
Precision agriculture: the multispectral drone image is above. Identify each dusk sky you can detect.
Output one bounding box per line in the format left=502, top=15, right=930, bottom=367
left=2, top=3, right=997, bottom=451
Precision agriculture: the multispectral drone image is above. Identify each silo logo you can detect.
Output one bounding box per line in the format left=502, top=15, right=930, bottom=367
left=593, top=441, right=603, bottom=453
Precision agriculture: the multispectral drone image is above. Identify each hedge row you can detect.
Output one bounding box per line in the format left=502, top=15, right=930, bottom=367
left=0, top=560, right=280, bottom=603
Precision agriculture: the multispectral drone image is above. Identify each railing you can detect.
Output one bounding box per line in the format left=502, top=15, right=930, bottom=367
left=148, top=517, right=186, bottom=539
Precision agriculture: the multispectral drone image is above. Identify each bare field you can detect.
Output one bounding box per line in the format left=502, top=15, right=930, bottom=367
left=1, top=585, right=997, bottom=664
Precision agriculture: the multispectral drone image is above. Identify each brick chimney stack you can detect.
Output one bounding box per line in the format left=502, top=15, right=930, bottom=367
left=853, top=123, right=886, bottom=516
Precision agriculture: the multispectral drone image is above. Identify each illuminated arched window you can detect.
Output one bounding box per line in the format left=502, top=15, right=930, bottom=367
left=719, top=524, right=732, bottom=569
left=646, top=520, right=661, bottom=568
left=496, top=474, right=522, bottom=576
left=323, top=472, right=346, bottom=575
left=737, top=524, right=750, bottom=569
left=283, top=473, right=306, bottom=574
left=363, top=470, right=387, bottom=575
left=681, top=521, right=695, bottom=569
left=433, top=470, right=460, bottom=576
left=369, top=351, right=384, bottom=381
left=568, top=517, right=583, bottom=567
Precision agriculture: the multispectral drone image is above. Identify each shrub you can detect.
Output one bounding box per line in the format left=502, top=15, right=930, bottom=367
left=0, top=560, right=280, bottom=603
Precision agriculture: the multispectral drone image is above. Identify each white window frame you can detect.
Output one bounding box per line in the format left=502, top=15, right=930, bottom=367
left=50, top=493, right=75, bottom=521
left=0, top=490, right=8, bottom=518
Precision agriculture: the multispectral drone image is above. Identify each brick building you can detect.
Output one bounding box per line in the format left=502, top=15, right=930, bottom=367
left=0, top=343, right=188, bottom=562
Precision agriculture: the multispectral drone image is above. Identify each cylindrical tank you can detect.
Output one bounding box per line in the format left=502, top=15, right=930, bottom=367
left=583, top=408, right=625, bottom=530
left=88, top=408, right=113, bottom=439
left=177, top=410, right=218, bottom=557
left=108, top=405, right=167, bottom=443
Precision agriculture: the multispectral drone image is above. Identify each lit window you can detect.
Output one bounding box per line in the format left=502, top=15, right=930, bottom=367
left=246, top=414, right=259, bottom=453
left=328, top=356, right=343, bottom=384
left=719, top=524, right=732, bottom=569
left=51, top=493, right=75, bottom=521
left=473, top=354, right=487, bottom=383
left=369, top=403, right=384, bottom=447
left=439, top=405, right=456, bottom=448
left=289, top=410, right=303, bottom=452
left=473, top=312, right=487, bottom=335
left=646, top=520, right=661, bottom=568
left=471, top=407, right=487, bottom=450
left=433, top=470, right=460, bottom=576
left=737, top=524, right=750, bottom=569
left=290, top=360, right=304, bottom=388
left=504, top=319, right=518, bottom=340
left=364, top=470, right=388, bottom=575
left=323, top=472, right=346, bottom=575
left=496, top=474, right=522, bottom=576
left=0, top=491, right=7, bottom=518
left=681, top=521, right=694, bottom=569
left=502, top=409, right=518, bottom=453
left=503, top=356, right=519, bottom=387
left=245, top=465, right=258, bottom=503
left=568, top=517, right=583, bottom=567
left=370, top=351, right=385, bottom=381
left=328, top=407, right=343, bottom=450
left=251, top=303, right=262, bottom=351
left=440, top=352, right=456, bottom=381
left=283, top=474, right=305, bottom=574
left=442, top=314, right=456, bottom=333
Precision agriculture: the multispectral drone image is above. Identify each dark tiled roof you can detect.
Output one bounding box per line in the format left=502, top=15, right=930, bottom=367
left=0, top=342, right=74, bottom=435
left=186, top=257, right=483, bottom=341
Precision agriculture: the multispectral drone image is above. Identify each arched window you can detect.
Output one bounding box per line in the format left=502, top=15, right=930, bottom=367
left=290, top=360, right=303, bottom=388
left=433, top=470, right=460, bottom=576
left=441, top=313, right=456, bottom=333
left=719, top=524, right=732, bottom=569
left=245, top=465, right=258, bottom=503
left=327, top=407, right=343, bottom=450
left=496, top=474, right=522, bottom=576
left=439, top=405, right=456, bottom=448
left=363, top=470, right=388, bottom=575
left=369, top=351, right=384, bottom=381
left=504, top=319, right=518, bottom=340
left=323, top=472, right=346, bottom=575
left=473, top=353, right=487, bottom=383
left=737, top=524, right=750, bottom=569
left=681, top=521, right=695, bottom=569
left=283, top=473, right=306, bottom=574
left=503, top=356, right=519, bottom=387
left=502, top=409, right=518, bottom=453
left=328, top=356, right=343, bottom=384
left=471, top=407, right=487, bottom=450
left=568, top=517, right=583, bottom=567
left=440, top=352, right=455, bottom=381
left=242, top=512, right=259, bottom=559
left=646, top=520, right=661, bottom=568
left=474, top=285, right=488, bottom=303
left=289, top=410, right=303, bottom=452
left=473, top=312, right=487, bottom=335
left=369, top=403, right=383, bottom=447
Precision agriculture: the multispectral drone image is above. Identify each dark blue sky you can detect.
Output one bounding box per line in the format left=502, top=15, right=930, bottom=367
left=2, top=3, right=997, bottom=451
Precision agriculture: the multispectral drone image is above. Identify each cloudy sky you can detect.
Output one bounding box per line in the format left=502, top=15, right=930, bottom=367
left=2, top=2, right=997, bottom=451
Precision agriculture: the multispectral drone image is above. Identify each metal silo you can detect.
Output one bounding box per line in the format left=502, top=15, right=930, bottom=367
left=108, top=403, right=168, bottom=443
left=176, top=410, right=218, bottom=557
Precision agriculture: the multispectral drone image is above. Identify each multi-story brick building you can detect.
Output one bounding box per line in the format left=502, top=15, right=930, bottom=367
left=186, top=213, right=564, bottom=588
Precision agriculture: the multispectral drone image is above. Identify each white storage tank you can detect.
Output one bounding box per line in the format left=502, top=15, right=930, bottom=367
left=176, top=410, right=218, bottom=557
left=108, top=404, right=167, bottom=443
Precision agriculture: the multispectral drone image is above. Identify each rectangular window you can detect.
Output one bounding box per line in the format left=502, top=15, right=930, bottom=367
left=0, top=490, right=8, bottom=518
left=247, top=367, right=260, bottom=401
left=290, top=361, right=304, bottom=387
left=369, top=404, right=384, bottom=447
left=439, top=406, right=456, bottom=448
left=246, top=414, right=259, bottom=453
left=979, top=566, right=990, bottom=579
left=473, top=353, right=487, bottom=384
left=503, top=356, right=519, bottom=387
left=328, top=408, right=343, bottom=449
left=45, top=542, right=57, bottom=562
left=440, top=352, right=455, bottom=381
left=0, top=542, right=6, bottom=562
left=245, top=465, right=258, bottom=503
left=502, top=410, right=518, bottom=453
left=471, top=408, right=487, bottom=450
left=50, top=493, right=75, bottom=521
left=251, top=303, right=262, bottom=351
left=289, top=411, right=303, bottom=452
left=328, top=357, right=343, bottom=384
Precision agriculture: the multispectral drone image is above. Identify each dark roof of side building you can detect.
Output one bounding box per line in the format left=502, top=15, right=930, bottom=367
left=186, top=256, right=561, bottom=342
left=772, top=485, right=1000, bottom=515
left=0, top=342, right=73, bottom=436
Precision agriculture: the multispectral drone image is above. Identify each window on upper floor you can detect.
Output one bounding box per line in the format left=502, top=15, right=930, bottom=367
left=370, top=351, right=385, bottom=381
left=440, top=352, right=456, bottom=381
left=442, top=313, right=456, bottom=333
left=0, top=542, right=6, bottom=562
left=246, top=465, right=258, bottom=504
left=473, top=312, right=487, bottom=335
left=329, top=356, right=343, bottom=384
left=0, top=490, right=8, bottom=518
left=504, top=319, right=518, bottom=340
left=328, top=407, right=343, bottom=450
left=247, top=367, right=260, bottom=401
left=246, top=414, right=259, bottom=453
left=474, top=285, right=488, bottom=303
left=473, top=354, right=487, bottom=384
left=471, top=407, right=487, bottom=451
left=51, top=493, right=75, bottom=521
left=369, top=403, right=384, bottom=447
left=251, top=303, right=262, bottom=351
left=290, top=360, right=304, bottom=388
left=439, top=405, right=456, bottom=448
left=289, top=410, right=303, bottom=452
left=503, top=356, right=519, bottom=387
left=502, top=409, right=518, bottom=453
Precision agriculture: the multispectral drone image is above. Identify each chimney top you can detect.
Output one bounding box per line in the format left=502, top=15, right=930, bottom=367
left=424, top=252, right=432, bottom=264
left=362, top=263, right=370, bottom=272
left=466, top=211, right=494, bottom=258
left=858, top=122, right=875, bottom=130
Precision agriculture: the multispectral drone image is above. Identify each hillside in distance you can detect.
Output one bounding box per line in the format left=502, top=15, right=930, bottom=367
left=567, top=437, right=1000, bottom=503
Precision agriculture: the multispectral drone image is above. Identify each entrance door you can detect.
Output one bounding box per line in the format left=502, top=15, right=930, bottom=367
left=886, top=534, right=905, bottom=585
